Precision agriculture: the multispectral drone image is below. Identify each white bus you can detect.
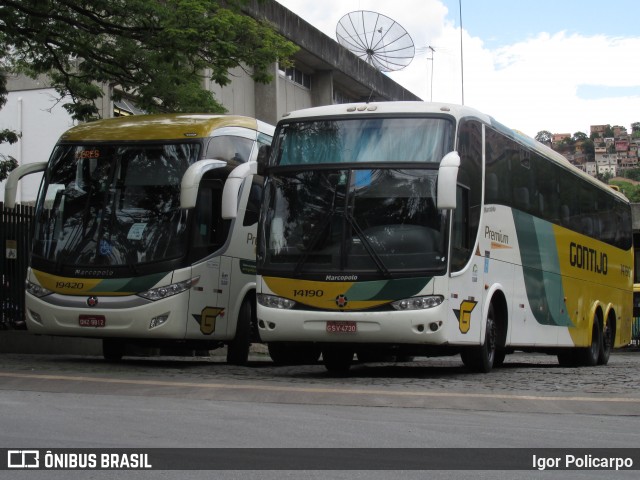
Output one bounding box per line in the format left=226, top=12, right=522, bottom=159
left=4, top=114, right=273, bottom=363
left=255, top=102, right=633, bottom=372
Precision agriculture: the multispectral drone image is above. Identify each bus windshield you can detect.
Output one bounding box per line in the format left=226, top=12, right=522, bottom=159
left=32, top=142, right=199, bottom=270
left=260, top=168, right=447, bottom=277
left=274, top=117, right=453, bottom=165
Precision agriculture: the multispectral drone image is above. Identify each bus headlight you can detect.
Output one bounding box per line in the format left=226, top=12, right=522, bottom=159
left=138, top=276, right=200, bottom=301
left=26, top=280, right=53, bottom=298
left=391, top=295, right=444, bottom=311
left=257, top=294, right=296, bottom=309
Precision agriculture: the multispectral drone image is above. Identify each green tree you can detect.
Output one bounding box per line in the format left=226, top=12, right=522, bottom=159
left=604, top=125, right=615, bottom=138
left=573, top=131, right=588, bottom=142
left=0, top=0, right=298, bottom=121
left=0, top=70, right=19, bottom=181
left=535, top=130, right=552, bottom=144
left=580, top=138, right=595, bottom=160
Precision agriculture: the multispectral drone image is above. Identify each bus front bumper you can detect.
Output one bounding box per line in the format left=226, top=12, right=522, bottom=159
left=24, top=292, right=190, bottom=340
left=257, top=304, right=450, bottom=345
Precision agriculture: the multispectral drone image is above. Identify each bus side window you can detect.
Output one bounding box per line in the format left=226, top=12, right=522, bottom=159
left=190, top=179, right=229, bottom=261
left=451, top=184, right=470, bottom=272
left=243, top=181, right=263, bottom=227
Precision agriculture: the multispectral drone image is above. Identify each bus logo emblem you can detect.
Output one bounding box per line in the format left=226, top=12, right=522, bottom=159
left=454, top=299, right=477, bottom=334
left=335, top=295, right=348, bottom=309
left=87, top=296, right=98, bottom=307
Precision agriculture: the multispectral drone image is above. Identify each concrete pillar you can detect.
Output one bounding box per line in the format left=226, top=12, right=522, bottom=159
left=255, top=62, right=280, bottom=126
left=311, top=70, right=333, bottom=107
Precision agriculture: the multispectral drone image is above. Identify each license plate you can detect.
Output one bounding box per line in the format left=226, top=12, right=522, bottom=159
left=79, top=315, right=106, bottom=327
left=326, top=321, right=357, bottom=333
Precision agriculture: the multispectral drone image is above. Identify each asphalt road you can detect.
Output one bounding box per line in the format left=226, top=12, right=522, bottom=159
left=1, top=349, right=639, bottom=479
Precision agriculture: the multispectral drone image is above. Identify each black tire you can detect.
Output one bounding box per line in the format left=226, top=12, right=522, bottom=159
left=322, top=346, right=354, bottom=373
left=598, top=319, right=613, bottom=365
left=493, top=349, right=507, bottom=368
left=268, top=342, right=321, bottom=365
left=461, top=303, right=497, bottom=373
left=103, top=339, right=125, bottom=362
left=226, top=300, right=252, bottom=365
left=579, top=318, right=601, bottom=367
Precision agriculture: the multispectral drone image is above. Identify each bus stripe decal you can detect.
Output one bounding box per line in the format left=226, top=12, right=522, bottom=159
left=512, top=210, right=573, bottom=327
left=365, top=277, right=432, bottom=300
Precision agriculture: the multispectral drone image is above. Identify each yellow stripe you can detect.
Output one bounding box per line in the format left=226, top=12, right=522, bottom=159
left=33, top=270, right=104, bottom=295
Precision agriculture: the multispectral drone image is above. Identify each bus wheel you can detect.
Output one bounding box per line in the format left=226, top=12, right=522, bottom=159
left=580, top=318, right=601, bottom=367
left=493, top=349, right=507, bottom=368
left=461, top=303, right=497, bottom=373
left=268, top=342, right=321, bottom=365
left=227, top=300, right=252, bottom=366
left=598, top=318, right=613, bottom=366
left=103, top=339, right=124, bottom=362
left=322, top=346, right=354, bottom=374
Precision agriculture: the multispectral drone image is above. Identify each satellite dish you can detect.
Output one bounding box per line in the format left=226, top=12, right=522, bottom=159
left=336, top=11, right=415, bottom=72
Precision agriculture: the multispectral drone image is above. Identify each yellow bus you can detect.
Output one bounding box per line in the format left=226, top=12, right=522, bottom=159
left=5, top=114, right=273, bottom=363
left=255, top=102, right=633, bottom=372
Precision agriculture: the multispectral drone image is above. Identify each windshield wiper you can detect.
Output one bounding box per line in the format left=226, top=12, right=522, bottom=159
left=345, top=213, right=391, bottom=277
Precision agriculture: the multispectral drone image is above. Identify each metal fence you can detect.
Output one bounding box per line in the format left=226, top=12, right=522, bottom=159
left=1, top=201, right=34, bottom=330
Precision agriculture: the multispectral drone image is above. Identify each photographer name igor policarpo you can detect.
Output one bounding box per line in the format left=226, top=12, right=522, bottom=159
left=533, top=454, right=633, bottom=471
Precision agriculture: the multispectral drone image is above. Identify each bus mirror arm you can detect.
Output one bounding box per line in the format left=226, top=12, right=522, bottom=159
left=437, top=151, right=461, bottom=210
left=221, top=162, right=258, bottom=219
left=3, top=161, right=47, bottom=208
left=180, top=159, right=227, bottom=209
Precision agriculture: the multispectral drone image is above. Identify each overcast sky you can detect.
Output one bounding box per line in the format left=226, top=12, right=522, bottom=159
left=275, top=0, right=640, bottom=138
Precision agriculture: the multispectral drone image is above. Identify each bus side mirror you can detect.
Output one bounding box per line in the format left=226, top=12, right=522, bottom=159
left=437, top=151, right=461, bottom=210
left=180, top=159, right=227, bottom=209
left=256, top=144, right=271, bottom=176
left=221, top=162, right=258, bottom=219
left=3, top=161, right=47, bottom=208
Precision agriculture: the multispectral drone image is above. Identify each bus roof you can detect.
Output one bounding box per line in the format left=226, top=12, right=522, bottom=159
left=60, top=114, right=274, bottom=142
left=279, top=101, right=629, bottom=203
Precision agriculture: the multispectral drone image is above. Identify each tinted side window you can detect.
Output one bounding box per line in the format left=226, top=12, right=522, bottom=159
left=452, top=119, right=483, bottom=271
left=243, top=179, right=263, bottom=227
left=485, top=126, right=632, bottom=250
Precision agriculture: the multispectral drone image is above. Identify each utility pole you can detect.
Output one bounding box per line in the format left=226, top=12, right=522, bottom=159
left=459, top=0, right=464, bottom=105
left=427, top=46, right=435, bottom=102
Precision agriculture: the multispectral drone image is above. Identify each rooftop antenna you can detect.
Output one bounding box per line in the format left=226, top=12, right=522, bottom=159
left=336, top=11, right=415, bottom=73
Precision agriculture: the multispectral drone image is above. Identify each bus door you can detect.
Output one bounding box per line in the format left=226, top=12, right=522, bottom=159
left=186, top=178, right=232, bottom=339
left=448, top=183, right=485, bottom=343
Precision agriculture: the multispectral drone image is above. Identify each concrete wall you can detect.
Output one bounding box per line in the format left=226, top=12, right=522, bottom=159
left=208, top=66, right=257, bottom=119
left=0, top=90, right=76, bottom=204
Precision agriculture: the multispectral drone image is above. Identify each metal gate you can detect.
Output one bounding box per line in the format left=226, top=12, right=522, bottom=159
left=1, top=201, right=34, bottom=329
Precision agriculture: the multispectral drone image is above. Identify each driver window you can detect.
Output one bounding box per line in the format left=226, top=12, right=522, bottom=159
left=189, top=179, right=229, bottom=261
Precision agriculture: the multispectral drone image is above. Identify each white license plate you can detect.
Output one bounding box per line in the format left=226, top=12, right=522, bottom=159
left=326, top=321, right=357, bottom=333
left=79, top=315, right=106, bottom=327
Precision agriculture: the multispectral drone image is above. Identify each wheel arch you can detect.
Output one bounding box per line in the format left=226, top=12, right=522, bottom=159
left=588, top=301, right=605, bottom=345
left=604, top=304, right=617, bottom=345
left=227, top=281, right=256, bottom=337
left=487, top=288, right=508, bottom=349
